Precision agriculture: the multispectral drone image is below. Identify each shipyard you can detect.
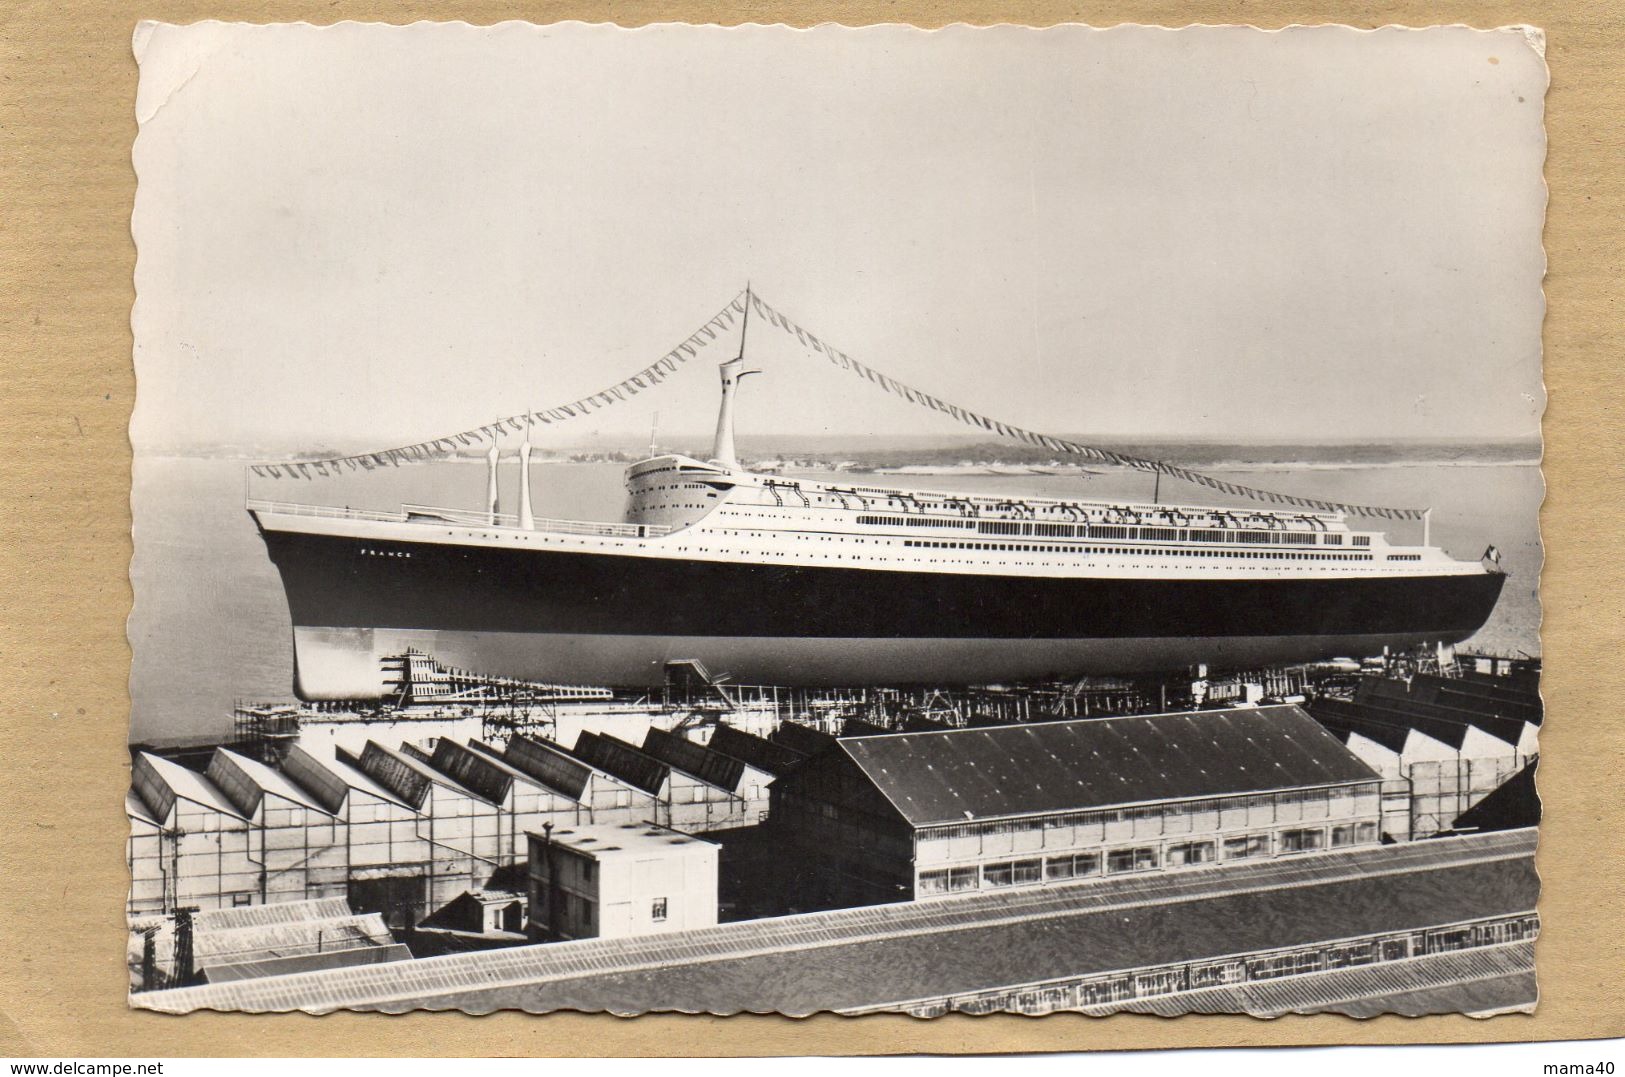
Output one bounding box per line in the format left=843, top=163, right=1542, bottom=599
left=127, top=643, right=1541, bottom=1015
left=126, top=303, right=1541, bottom=1016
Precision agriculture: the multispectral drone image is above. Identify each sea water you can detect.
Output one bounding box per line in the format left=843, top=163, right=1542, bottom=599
left=129, top=456, right=1542, bottom=743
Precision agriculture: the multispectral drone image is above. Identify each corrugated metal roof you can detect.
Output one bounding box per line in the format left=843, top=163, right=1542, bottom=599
left=314, top=748, right=414, bottom=810
left=1348, top=681, right=1531, bottom=747
left=572, top=732, right=668, bottom=796
left=132, top=829, right=1536, bottom=1015
left=278, top=745, right=352, bottom=814
left=209, top=748, right=335, bottom=816
left=202, top=943, right=414, bottom=983
left=133, top=752, right=247, bottom=820
left=707, top=724, right=807, bottom=778
left=1377, top=672, right=1542, bottom=726
left=1075, top=943, right=1535, bottom=1017
left=193, top=898, right=355, bottom=932
left=354, top=741, right=492, bottom=808
left=1309, top=703, right=1413, bottom=754
left=642, top=728, right=746, bottom=792
left=837, top=705, right=1379, bottom=827
left=772, top=722, right=837, bottom=757
left=495, top=736, right=593, bottom=801
left=462, top=739, right=570, bottom=797
left=193, top=915, right=395, bottom=962
left=429, top=739, right=514, bottom=805
left=126, top=790, right=162, bottom=828
left=347, top=744, right=431, bottom=810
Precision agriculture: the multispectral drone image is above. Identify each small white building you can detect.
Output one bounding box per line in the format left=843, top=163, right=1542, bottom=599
left=527, top=823, right=718, bottom=942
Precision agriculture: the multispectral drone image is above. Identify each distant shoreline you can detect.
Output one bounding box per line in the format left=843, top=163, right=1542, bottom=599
left=864, top=459, right=1540, bottom=477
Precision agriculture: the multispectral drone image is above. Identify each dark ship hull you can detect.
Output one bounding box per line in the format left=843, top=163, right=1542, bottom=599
left=259, top=527, right=1507, bottom=699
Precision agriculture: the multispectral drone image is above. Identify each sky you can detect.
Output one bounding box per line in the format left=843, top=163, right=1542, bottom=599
left=130, top=22, right=1548, bottom=454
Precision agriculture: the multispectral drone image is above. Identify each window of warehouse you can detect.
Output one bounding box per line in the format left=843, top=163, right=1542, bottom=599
left=981, top=858, right=1043, bottom=888
left=1045, top=852, right=1101, bottom=880
left=1165, top=841, right=1216, bottom=867
left=1224, top=835, right=1270, bottom=860
left=948, top=866, right=978, bottom=892
left=1107, top=847, right=1159, bottom=874
left=1280, top=828, right=1327, bottom=853
left=917, top=870, right=949, bottom=895
left=1332, top=822, right=1382, bottom=847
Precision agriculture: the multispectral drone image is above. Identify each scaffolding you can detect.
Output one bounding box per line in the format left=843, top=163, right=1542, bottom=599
left=227, top=643, right=1528, bottom=762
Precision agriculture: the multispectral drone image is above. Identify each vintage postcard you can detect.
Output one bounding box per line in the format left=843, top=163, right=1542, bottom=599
left=126, top=20, right=1547, bottom=1017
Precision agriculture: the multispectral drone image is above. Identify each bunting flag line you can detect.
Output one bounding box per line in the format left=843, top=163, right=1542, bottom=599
left=249, top=292, right=747, bottom=479
left=747, top=293, right=1425, bottom=522
left=249, top=284, right=1423, bottom=522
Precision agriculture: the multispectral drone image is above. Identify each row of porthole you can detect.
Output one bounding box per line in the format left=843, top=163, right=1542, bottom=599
left=695, top=530, right=1377, bottom=566
left=903, top=540, right=1373, bottom=562
left=663, top=547, right=1372, bottom=572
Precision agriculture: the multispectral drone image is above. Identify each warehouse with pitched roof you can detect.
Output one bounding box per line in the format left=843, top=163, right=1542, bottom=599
left=768, top=705, right=1384, bottom=907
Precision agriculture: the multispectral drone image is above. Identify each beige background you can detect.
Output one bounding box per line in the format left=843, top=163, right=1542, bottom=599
left=0, top=0, right=1620, bottom=1058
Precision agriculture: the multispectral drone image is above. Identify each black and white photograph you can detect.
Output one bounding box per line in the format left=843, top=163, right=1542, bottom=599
left=125, top=20, right=1547, bottom=1017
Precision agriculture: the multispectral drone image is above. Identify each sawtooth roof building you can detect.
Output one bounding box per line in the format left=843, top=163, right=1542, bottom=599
left=1308, top=670, right=1541, bottom=838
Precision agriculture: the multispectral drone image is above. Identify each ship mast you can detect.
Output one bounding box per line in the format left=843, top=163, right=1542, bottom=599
left=485, top=430, right=501, bottom=525
left=711, top=283, right=761, bottom=470
left=518, top=413, right=535, bottom=531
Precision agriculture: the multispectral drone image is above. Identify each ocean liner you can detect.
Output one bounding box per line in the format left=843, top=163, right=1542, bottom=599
left=250, top=349, right=1507, bottom=700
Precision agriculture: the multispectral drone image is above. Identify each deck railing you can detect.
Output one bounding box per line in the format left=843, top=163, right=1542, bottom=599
left=247, top=499, right=672, bottom=538
left=244, top=500, right=405, bottom=524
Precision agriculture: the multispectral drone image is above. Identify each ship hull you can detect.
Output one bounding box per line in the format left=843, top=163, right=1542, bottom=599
left=259, top=528, right=1507, bottom=697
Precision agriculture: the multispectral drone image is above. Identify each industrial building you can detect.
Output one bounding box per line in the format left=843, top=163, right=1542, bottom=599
left=128, top=731, right=672, bottom=923
left=129, top=896, right=411, bottom=992
left=133, top=828, right=1538, bottom=1017
left=1309, top=670, right=1540, bottom=838
left=768, top=705, right=1385, bottom=908
left=568, top=728, right=771, bottom=830
left=527, top=823, right=719, bottom=941
left=128, top=752, right=269, bottom=915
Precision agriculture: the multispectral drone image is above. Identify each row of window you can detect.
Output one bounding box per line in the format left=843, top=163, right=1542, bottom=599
left=931, top=914, right=1539, bottom=1015
left=778, top=482, right=1336, bottom=533
left=855, top=514, right=1358, bottom=547
left=916, top=824, right=1381, bottom=894
left=1229, top=530, right=1317, bottom=545
left=899, top=539, right=1374, bottom=562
